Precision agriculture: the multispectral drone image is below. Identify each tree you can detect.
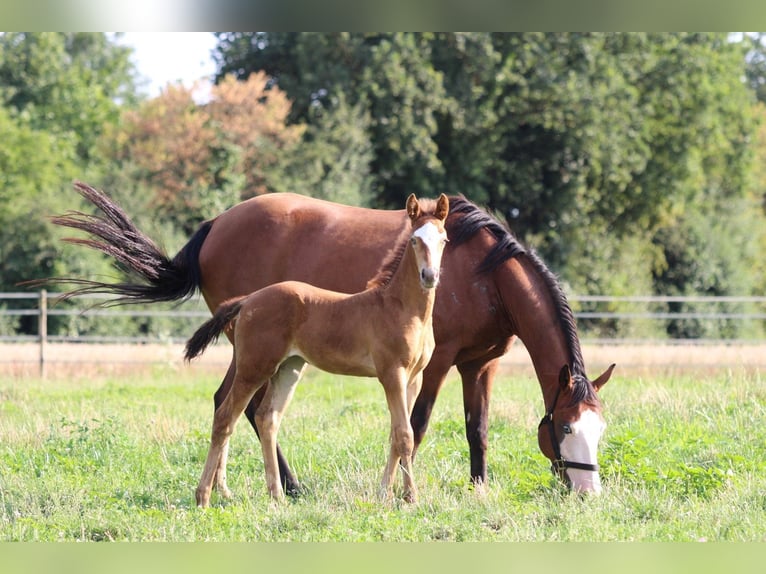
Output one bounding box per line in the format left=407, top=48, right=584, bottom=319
left=214, top=33, right=452, bottom=206
left=0, top=33, right=140, bottom=335
left=0, top=32, right=138, bottom=165
left=103, top=72, right=304, bottom=234
left=744, top=32, right=766, bottom=105
left=0, top=107, right=78, bottom=291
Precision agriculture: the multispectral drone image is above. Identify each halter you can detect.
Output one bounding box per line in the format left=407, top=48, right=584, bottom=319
left=538, top=385, right=599, bottom=480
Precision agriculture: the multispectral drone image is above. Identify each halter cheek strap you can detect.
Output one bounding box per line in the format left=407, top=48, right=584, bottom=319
left=538, top=386, right=599, bottom=478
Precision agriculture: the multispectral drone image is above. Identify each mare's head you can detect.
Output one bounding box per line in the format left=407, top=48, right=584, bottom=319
left=537, top=363, right=615, bottom=494
left=406, top=193, right=449, bottom=289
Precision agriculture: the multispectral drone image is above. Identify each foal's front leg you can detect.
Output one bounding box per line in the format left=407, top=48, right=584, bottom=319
left=379, top=368, right=418, bottom=503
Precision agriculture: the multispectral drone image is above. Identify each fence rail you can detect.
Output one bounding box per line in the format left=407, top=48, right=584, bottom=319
left=1, top=291, right=765, bottom=376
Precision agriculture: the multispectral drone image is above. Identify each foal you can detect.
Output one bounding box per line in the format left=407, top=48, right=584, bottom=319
left=185, top=194, right=449, bottom=505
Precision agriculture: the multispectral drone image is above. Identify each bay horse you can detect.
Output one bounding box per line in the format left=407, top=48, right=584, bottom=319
left=184, top=194, right=449, bottom=504
left=48, top=182, right=615, bottom=495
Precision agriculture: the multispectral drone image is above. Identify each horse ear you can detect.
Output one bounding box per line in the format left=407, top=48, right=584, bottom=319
left=406, top=194, right=420, bottom=221
left=558, top=364, right=572, bottom=390
left=435, top=193, right=449, bottom=221
left=592, top=363, right=615, bottom=392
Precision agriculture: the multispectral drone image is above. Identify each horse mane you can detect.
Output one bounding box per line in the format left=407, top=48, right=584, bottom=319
left=446, top=196, right=596, bottom=405
left=366, top=197, right=441, bottom=290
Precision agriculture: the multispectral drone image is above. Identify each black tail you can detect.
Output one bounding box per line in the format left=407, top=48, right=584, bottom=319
left=185, top=297, right=245, bottom=361
left=41, top=181, right=212, bottom=306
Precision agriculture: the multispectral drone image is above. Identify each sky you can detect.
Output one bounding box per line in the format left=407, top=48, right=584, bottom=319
left=116, top=32, right=218, bottom=98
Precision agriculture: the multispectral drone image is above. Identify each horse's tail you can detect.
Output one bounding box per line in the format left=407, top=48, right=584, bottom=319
left=184, top=297, right=245, bottom=361
left=42, top=181, right=212, bottom=306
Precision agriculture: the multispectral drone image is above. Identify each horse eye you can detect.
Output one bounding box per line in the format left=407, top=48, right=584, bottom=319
left=562, top=424, right=572, bottom=435
left=410, top=237, right=417, bottom=245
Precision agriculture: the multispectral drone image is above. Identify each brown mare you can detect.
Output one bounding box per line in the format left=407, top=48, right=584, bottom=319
left=184, top=194, right=449, bottom=504
left=49, top=182, right=615, bottom=495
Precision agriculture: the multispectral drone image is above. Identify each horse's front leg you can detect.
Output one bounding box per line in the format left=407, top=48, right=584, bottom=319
left=379, top=368, right=418, bottom=503
left=409, top=346, right=456, bottom=458
left=456, top=356, right=502, bottom=486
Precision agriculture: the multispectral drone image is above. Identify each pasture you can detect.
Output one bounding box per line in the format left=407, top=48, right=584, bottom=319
left=1, top=344, right=765, bottom=542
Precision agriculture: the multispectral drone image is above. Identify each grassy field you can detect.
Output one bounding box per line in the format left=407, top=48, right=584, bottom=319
left=1, top=354, right=765, bottom=541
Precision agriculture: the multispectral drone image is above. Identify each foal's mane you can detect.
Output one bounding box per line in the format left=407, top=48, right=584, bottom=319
left=366, top=198, right=441, bottom=290
left=446, top=196, right=597, bottom=405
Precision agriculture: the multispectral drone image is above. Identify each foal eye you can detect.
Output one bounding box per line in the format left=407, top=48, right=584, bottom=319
left=410, top=237, right=417, bottom=245
left=562, top=424, right=572, bottom=435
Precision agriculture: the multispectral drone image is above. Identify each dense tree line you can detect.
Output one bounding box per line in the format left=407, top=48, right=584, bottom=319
left=2, top=32, right=765, bottom=339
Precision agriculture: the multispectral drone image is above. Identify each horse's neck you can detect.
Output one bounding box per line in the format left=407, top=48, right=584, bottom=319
left=497, top=256, right=575, bottom=406
left=380, top=245, right=434, bottom=320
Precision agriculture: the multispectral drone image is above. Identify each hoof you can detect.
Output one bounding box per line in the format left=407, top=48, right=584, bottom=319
left=216, top=485, right=233, bottom=500
left=195, top=488, right=211, bottom=508
left=402, top=490, right=419, bottom=504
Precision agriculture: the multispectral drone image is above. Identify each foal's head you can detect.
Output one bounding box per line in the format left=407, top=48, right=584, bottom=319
left=406, top=194, right=449, bottom=290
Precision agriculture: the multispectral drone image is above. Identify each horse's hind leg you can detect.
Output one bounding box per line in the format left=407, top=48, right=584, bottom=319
left=197, top=373, right=265, bottom=508
left=254, top=356, right=306, bottom=501
left=244, top=382, right=302, bottom=497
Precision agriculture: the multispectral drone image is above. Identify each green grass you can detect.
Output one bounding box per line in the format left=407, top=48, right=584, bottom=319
left=1, top=365, right=765, bottom=541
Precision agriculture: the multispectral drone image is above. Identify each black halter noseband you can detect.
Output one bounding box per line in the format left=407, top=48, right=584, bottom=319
left=538, top=385, right=600, bottom=479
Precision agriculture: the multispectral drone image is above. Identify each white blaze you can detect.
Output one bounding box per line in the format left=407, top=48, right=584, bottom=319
left=413, top=221, right=446, bottom=253
left=559, top=408, right=605, bottom=494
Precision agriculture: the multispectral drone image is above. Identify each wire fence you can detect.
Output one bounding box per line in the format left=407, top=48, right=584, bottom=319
left=1, top=291, right=765, bottom=376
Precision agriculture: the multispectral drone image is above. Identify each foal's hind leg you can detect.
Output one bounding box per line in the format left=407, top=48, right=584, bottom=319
left=211, top=360, right=236, bottom=498
left=254, top=356, right=306, bottom=501
left=197, top=373, right=266, bottom=508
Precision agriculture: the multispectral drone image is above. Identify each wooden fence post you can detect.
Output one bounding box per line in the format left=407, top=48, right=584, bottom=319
left=39, top=290, right=47, bottom=378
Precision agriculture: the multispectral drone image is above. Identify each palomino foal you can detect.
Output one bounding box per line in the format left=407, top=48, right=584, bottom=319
left=185, top=194, right=449, bottom=505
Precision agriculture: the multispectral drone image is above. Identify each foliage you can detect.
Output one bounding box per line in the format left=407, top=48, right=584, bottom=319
left=0, top=33, right=138, bottom=311
left=103, top=72, right=303, bottom=234
left=0, top=32, right=138, bottom=164
left=0, top=107, right=78, bottom=294
left=281, top=92, right=374, bottom=206
left=744, top=32, right=766, bottom=105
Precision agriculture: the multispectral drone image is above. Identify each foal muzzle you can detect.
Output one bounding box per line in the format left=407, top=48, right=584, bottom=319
left=420, top=268, right=439, bottom=289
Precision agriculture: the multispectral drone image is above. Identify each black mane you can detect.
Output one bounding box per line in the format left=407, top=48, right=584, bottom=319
left=446, top=196, right=596, bottom=405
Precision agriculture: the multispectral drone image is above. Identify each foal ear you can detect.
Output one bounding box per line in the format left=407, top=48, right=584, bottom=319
left=406, top=193, right=421, bottom=221
left=592, top=363, right=616, bottom=392
left=435, top=193, right=449, bottom=221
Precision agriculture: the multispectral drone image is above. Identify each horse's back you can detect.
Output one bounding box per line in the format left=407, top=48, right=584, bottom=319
left=198, top=193, right=406, bottom=310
